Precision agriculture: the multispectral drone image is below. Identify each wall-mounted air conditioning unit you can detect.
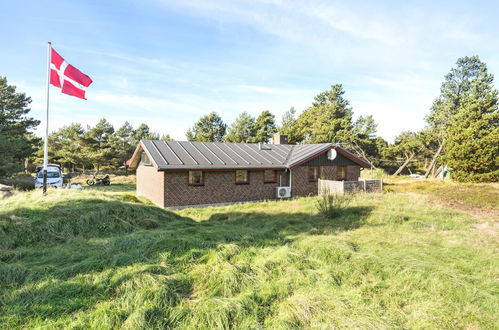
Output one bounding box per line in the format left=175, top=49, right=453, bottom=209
left=276, top=186, right=291, bottom=198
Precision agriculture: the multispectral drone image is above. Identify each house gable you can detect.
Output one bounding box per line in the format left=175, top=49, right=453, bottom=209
left=127, top=142, right=160, bottom=169
left=300, top=151, right=358, bottom=167
left=287, top=146, right=371, bottom=169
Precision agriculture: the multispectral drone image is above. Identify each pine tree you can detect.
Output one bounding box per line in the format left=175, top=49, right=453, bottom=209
left=83, top=119, right=115, bottom=171
left=0, top=77, right=40, bottom=176
left=225, top=112, right=255, bottom=143
left=132, top=123, right=160, bottom=145
left=425, top=56, right=495, bottom=177
left=388, top=131, right=424, bottom=176
left=294, top=84, right=354, bottom=143
left=112, top=121, right=135, bottom=167
left=186, top=112, right=227, bottom=142
left=343, top=115, right=379, bottom=167
left=160, top=134, right=173, bottom=141
left=250, top=110, right=277, bottom=143
left=444, top=77, right=499, bottom=181
left=51, top=123, right=85, bottom=172
left=279, top=107, right=298, bottom=144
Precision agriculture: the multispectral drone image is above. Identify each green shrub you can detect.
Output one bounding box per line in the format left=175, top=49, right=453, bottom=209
left=315, top=193, right=352, bottom=218
left=0, top=175, right=34, bottom=190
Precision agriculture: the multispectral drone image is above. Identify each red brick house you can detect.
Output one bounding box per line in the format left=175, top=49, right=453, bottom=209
left=127, top=135, right=372, bottom=208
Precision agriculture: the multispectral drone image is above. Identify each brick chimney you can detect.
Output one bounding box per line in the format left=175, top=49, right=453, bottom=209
left=273, top=134, right=288, bottom=144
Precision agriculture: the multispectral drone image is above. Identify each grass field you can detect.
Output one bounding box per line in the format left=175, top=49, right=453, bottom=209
left=0, top=179, right=497, bottom=329
left=385, top=178, right=499, bottom=219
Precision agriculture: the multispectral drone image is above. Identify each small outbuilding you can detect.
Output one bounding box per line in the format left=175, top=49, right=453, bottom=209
left=127, top=135, right=372, bottom=208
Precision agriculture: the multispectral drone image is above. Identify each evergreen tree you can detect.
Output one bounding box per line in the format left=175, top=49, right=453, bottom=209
left=132, top=123, right=160, bottom=145
left=344, top=115, right=380, bottom=167
left=425, top=56, right=495, bottom=177
left=186, top=112, right=227, bottom=142
left=388, top=131, right=424, bottom=176
left=0, top=77, right=40, bottom=176
left=160, top=134, right=173, bottom=141
left=33, top=120, right=171, bottom=171
left=225, top=112, right=255, bottom=143
left=112, top=121, right=135, bottom=167
left=250, top=110, right=277, bottom=143
left=51, top=123, right=85, bottom=172
left=279, top=107, right=299, bottom=144
left=294, top=84, right=353, bottom=143
left=83, top=118, right=115, bottom=171
left=444, top=77, right=499, bottom=181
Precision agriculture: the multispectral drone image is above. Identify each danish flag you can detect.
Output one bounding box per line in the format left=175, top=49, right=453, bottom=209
left=50, top=48, right=93, bottom=99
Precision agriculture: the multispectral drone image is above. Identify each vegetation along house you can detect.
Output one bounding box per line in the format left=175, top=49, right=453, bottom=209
left=128, top=134, right=372, bottom=208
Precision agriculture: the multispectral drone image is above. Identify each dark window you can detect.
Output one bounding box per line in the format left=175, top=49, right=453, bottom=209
left=308, top=166, right=320, bottom=182
left=188, top=171, right=204, bottom=185
left=263, top=170, right=277, bottom=183
left=235, top=170, right=249, bottom=184
left=37, top=171, right=60, bottom=178
left=140, top=152, right=152, bottom=166
left=337, top=166, right=347, bottom=181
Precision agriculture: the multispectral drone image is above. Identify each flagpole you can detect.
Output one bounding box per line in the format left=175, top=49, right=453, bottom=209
left=42, top=42, right=52, bottom=195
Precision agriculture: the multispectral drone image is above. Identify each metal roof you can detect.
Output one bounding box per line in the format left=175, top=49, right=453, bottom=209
left=136, top=140, right=371, bottom=170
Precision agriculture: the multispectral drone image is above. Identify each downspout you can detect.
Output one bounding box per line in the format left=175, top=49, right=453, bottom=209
left=283, top=167, right=291, bottom=188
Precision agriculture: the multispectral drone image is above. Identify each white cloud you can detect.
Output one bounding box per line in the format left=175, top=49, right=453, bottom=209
left=11, top=0, right=498, bottom=144
left=140, top=0, right=483, bottom=140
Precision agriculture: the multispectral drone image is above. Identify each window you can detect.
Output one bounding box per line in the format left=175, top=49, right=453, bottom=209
left=337, top=166, right=346, bottom=181
left=188, top=171, right=204, bottom=185
left=235, top=170, right=249, bottom=184
left=140, top=152, right=152, bottom=166
left=263, top=170, right=277, bottom=183
left=308, top=166, right=320, bottom=182
left=37, top=171, right=60, bottom=178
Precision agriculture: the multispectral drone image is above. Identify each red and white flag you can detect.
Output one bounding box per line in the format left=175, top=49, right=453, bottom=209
left=50, top=48, right=93, bottom=99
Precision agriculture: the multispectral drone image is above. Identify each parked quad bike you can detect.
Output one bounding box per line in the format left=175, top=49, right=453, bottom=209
left=86, top=173, right=111, bottom=186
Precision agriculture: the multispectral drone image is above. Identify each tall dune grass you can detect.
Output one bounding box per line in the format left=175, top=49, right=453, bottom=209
left=0, top=187, right=497, bottom=329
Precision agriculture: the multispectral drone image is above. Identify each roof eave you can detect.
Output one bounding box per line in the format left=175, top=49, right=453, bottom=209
left=334, top=146, right=373, bottom=168
left=158, top=165, right=287, bottom=171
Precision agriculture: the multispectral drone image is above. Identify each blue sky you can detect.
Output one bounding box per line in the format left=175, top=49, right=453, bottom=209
left=2, top=0, right=498, bottom=142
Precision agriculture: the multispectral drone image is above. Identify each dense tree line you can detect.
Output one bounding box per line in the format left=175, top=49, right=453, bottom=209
left=185, top=56, right=498, bottom=182
left=31, top=120, right=171, bottom=172
left=185, top=85, right=389, bottom=170
left=1, top=55, right=497, bottom=180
